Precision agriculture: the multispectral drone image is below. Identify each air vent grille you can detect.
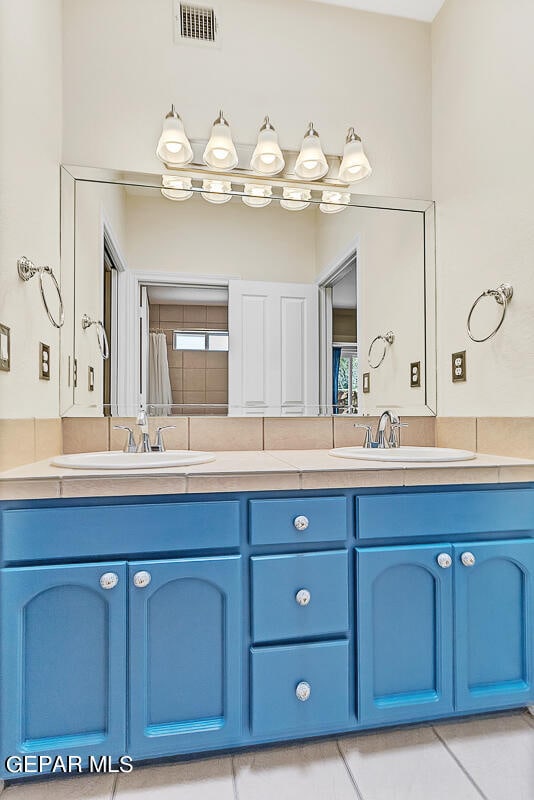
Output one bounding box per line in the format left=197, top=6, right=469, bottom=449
left=180, top=3, right=217, bottom=42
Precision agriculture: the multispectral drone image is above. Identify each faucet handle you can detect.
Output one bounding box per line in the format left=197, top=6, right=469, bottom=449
left=389, top=421, right=408, bottom=448
left=354, top=423, right=373, bottom=449
left=154, top=425, right=176, bottom=452
left=113, top=425, right=137, bottom=453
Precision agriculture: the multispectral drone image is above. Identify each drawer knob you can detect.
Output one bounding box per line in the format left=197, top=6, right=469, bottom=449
left=293, top=515, right=309, bottom=531
left=295, top=589, right=311, bottom=606
left=296, top=681, right=311, bottom=702
left=461, top=551, right=476, bottom=567
left=436, top=553, right=452, bottom=569
left=133, top=570, right=152, bottom=588
left=100, top=572, right=119, bottom=590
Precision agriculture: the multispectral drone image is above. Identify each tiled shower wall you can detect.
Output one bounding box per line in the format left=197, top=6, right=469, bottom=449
left=148, top=303, right=228, bottom=414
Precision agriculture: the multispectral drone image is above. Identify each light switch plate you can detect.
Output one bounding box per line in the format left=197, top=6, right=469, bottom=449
left=362, top=372, right=370, bottom=393
left=0, top=324, right=10, bottom=372
left=410, top=361, right=421, bottom=388
left=39, top=342, right=50, bottom=381
left=452, top=350, right=466, bottom=382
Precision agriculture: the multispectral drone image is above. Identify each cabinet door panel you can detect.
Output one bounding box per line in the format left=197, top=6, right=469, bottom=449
left=357, top=545, right=453, bottom=725
left=129, top=556, right=242, bottom=758
left=0, top=562, right=127, bottom=777
left=454, top=539, right=534, bottom=711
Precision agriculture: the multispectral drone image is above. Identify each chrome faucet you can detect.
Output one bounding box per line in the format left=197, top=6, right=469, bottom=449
left=113, top=408, right=176, bottom=453
left=354, top=410, right=407, bottom=449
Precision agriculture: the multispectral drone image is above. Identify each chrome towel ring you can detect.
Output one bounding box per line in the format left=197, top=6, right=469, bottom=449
left=17, top=257, right=64, bottom=328
left=368, top=331, right=394, bottom=369
left=82, top=314, right=110, bottom=359
left=467, top=283, right=513, bottom=343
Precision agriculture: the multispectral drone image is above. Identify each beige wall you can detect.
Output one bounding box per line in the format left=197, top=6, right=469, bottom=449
left=0, top=0, right=62, bottom=418
left=62, top=0, right=432, bottom=200
left=124, top=191, right=318, bottom=283
left=432, top=0, right=534, bottom=416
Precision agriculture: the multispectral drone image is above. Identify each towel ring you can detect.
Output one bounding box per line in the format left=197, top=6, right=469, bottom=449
left=17, top=257, right=64, bottom=328
left=82, top=314, right=110, bottom=360
left=368, top=331, right=394, bottom=369
left=467, top=283, right=513, bottom=343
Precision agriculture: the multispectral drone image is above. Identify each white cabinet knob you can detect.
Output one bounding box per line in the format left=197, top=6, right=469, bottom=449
left=293, top=515, right=309, bottom=531
left=133, top=570, right=152, bottom=588
left=296, top=589, right=311, bottom=606
left=461, top=551, right=476, bottom=567
left=436, top=553, right=452, bottom=569
left=100, top=572, right=119, bottom=590
left=295, top=681, right=311, bottom=702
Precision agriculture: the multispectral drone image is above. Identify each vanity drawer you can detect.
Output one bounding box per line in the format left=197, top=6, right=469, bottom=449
left=251, top=640, right=350, bottom=737
left=357, top=488, right=534, bottom=541
left=0, top=501, right=240, bottom=563
left=249, top=497, right=347, bottom=545
left=251, top=550, right=349, bottom=643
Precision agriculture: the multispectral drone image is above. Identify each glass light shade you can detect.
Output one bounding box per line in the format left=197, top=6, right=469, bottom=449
left=156, top=108, right=193, bottom=166
left=319, top=189, right=350, bottom=214
left=201, top=179, right=232, bottom=204
left=161, top=175, right=193, bottom=201
left=242, top=183, right=272, bottom=208
left=280, top=187, right=311, bottom=211
left=250, top=118, right=285, bottom=176
left=294, top=123, right=329, bottom=180
left=203, top=111, right=238, bottom=170
left=338, top=129, right=372, bottom=183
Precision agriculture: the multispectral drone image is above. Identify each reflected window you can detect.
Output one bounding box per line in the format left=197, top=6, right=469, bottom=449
left=334, top=346, right=358, bottom=413
left=173, top=330, right=229, bottom=351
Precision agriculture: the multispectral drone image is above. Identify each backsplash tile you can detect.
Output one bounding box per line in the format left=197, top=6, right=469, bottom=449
left=189, top=417, right=263, bottom=451
left=264, top=418, right=334, bottom=450
left=62, top=417, right=109, bottom=454
left=436, top=417, right=477, bottom=451
left=477, top=417, right=534, bottom=460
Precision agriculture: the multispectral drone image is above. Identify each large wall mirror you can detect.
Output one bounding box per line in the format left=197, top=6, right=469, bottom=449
left=60, top=166, right=435, bottom=418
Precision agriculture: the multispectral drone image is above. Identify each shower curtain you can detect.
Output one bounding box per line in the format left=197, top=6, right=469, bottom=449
left=148, top=332, right=173, bottom=414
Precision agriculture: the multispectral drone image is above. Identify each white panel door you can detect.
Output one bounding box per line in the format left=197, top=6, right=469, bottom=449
left=228, top=280, right=319, bottom=416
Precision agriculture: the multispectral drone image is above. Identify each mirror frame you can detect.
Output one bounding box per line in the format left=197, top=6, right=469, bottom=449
left=59, top=164, right=436, bottom=418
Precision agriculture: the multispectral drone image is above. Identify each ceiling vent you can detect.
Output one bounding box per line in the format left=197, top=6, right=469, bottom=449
left=174, top=2, right=219, bottom=47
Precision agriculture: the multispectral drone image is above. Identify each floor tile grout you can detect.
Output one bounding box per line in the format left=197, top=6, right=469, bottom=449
left=110, top=773, right=119, bottom=800
left=335, top=739, right=366, bottom=800
left=431, top=725, right=489, bottom=800
left=231, top=756, right=240, bottom=800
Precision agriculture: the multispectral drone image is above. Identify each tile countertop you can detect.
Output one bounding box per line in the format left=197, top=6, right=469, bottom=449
left=0, top=450, right=533, bottom=500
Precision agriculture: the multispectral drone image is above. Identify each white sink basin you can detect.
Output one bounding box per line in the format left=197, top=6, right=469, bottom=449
left=51, top=450, right=216, bottom=470
left=329, top=446, right=476, bottom=463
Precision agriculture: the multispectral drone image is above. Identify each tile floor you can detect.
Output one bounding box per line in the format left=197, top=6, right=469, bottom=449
left=2, top=711, right=534, bottom=800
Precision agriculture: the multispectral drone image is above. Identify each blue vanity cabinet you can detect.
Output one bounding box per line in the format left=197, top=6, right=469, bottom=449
left=454, top=539, right=534, bottom=712
left=128, top=555, right=242, bottom=758
left=0, top=562, right=127, bottom=776
left=356, top=544, right=454, bottom=725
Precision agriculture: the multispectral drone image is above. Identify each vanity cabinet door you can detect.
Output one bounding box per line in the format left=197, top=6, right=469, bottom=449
left=0, top=562, right=127, bottom=777
left=128, top=556, right=242, bottom=758
left=356, top=544, right=454, bottom=725
left=454, top=539, right=534, bottom=712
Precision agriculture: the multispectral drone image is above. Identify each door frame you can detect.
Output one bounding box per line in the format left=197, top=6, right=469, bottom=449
left=316, top=235, right=360, bottom=413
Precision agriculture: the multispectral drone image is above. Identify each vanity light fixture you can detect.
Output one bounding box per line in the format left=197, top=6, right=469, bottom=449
left=250, top=117, right=285, bottom=176
left=203, top=110, right=239, bottom=171
left=242, top=183, right=272, bottom=208
left=319, top=189, right=350, bottom=214
left=280, top=187, right=311, bottom=211
left=161, top=175, right=193, bottom=201
left=338, top=127, right=372, bottom=183
left=156, top=106, right=194, bottom=166
left=294, top=123, right=329, bottom=180
left=201, top=178, right=232, bottom=203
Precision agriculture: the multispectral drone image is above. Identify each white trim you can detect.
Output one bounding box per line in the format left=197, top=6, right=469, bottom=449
left=316, top=234, right=360, bottom=288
